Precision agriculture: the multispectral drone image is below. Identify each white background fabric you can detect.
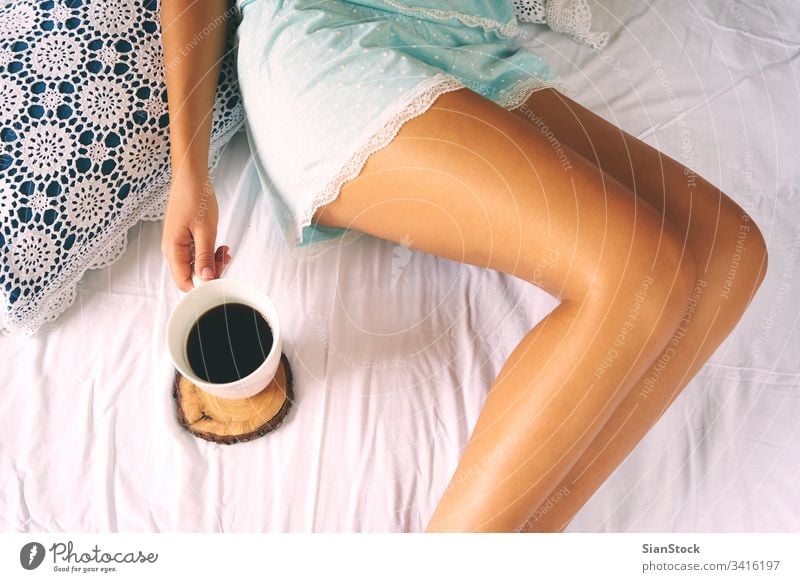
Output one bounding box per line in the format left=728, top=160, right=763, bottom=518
left=1, top=0, right=798, bottom=532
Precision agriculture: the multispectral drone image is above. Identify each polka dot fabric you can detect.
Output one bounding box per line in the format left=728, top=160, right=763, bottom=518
left=0, top=0, right=245, bottom=336
left=235, top=0, right=574, bottom=253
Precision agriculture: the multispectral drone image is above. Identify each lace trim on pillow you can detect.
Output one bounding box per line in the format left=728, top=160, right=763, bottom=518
left=378, top=0, right=519, bottom=38
left=293, top=72, right=575, bottom=257
left=513, top=0, right=610, bottom=51
left=4, top=115, right=244, bottom=337
left=1, top=67, right=244, bottom=336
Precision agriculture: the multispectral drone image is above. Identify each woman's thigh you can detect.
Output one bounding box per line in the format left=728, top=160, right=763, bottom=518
left=312, top=87, right=688, bottom=301
left=515, top=89, right=766, bottom=266
left=512, top=88, right=767, bottom=310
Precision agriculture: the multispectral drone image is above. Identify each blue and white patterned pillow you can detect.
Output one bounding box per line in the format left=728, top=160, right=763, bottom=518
left=0, top=0, right=244, bottom=335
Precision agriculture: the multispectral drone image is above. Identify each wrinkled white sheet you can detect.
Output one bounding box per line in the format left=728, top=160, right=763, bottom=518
left=2, top=0, right=798, bottom=532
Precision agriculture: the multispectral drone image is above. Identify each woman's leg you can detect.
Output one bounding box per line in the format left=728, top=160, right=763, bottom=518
left=313, top=87, right=697, bottom=531
left=508, top=89, right=767, bottom=532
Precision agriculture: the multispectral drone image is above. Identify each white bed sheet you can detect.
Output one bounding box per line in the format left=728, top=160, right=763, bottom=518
left=2, top=0, right=798, bottom=532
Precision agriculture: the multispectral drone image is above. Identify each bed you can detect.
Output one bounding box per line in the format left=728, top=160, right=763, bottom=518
left=2, top=0, right=798, bottom=532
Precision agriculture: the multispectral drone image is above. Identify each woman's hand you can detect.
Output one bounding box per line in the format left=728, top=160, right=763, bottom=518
left=160, top=0, right=232, bottom=291
left=161, top=171, right=231, bottom=291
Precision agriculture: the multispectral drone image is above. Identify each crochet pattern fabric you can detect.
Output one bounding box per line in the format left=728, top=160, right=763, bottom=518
left=0, top=0, right=244, bottom=336
left=0, top=0, right=608, bottom=335
left=512, top=0, right=610, bottom=50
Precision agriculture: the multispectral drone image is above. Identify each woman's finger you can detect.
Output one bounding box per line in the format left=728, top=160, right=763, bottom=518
left=191, top=223, right=218, bottom=283
left=164, top=237, right=194, bottom=292
left=214, top=245, right=232, bottom=277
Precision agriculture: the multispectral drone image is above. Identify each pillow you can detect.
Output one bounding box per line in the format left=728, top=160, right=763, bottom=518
left=512, top=0, right=609, bottom=50
left=0, top=0, right=245, bottom=336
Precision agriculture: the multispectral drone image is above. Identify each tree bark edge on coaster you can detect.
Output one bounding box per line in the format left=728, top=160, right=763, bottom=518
left=172, top=352, right=294, bottom=445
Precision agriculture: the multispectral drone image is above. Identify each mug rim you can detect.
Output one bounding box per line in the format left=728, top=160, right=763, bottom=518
left=166, top=278, right=282, bottom=392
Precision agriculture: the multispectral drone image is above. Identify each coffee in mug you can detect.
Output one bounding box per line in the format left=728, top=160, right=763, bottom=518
left=186, top=302, right=274, bottom=383
left=166, top=279, right=283, bottom=400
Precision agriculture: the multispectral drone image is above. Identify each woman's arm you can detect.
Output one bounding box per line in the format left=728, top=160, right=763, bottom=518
left=161, top=0, right=230, bottom=178
left=160, top=0, right=233, bottom=290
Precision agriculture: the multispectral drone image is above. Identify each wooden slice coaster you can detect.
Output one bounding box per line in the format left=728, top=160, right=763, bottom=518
left=173, top=352, right=294, bottom=445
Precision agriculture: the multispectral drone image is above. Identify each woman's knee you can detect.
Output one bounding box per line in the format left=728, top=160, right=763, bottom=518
left=692, top=196, right=768, bottom=310
left=577, top=215, right=697, bottom=344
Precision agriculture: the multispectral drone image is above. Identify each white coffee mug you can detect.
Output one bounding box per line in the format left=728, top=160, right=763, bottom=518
left=166, top=277, right=282, bottom=400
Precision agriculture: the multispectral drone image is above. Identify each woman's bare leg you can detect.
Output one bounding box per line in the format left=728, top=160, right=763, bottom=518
left=313, top=87, right=697, bottom=531
left=508, top=89, right=767, bottom=532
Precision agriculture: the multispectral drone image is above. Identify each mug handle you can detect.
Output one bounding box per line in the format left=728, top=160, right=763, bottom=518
left=188, top=245, right=231, bottom=290
left=191, top=272, right=212, bottom=289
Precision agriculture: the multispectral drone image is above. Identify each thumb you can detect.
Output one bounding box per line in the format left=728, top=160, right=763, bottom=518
left=192, top=223, right=217, bottom=283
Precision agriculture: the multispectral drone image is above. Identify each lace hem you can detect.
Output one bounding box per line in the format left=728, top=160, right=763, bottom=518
left=379, top=0, right=519, bottom=38
left=291, top=73, right=465, bottom=255
left=498, top=74, right=576, bottom=108
left=292, top=72, right=575, bottom=258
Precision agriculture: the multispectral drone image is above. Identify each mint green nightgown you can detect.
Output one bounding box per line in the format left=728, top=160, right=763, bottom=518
left=234, top=0, right=606, bottom=252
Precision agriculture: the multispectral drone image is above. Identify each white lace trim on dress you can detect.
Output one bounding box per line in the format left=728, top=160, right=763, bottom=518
left=293, top=72, right=574, bottom=257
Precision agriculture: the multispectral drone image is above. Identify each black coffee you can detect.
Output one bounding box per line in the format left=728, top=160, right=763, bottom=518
left=186, top=302, right=273, bottom=384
